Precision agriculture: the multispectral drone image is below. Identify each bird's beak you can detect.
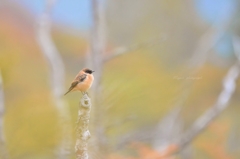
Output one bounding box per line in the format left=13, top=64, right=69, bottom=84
left=92, top=71, right=95, bottom=73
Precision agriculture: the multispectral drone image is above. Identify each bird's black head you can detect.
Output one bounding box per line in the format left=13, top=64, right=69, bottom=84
left=83, top=68, right=94, bottom=74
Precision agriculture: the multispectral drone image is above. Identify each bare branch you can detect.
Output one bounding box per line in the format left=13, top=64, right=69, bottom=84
left=232, top=36, right=240, bottom=61
left=153, top=21, right=236, bottom=158
left=75, top=94, right=92, bottom=159
left=104, top=37, right=161, bottom=62
left=188, top=19, right=231, bottom=70
left=178, top=62, right=240, bottom=150
left=104, top=47, right=129, bottom=62
left=152, top=107, right=183, bottom=152
left=156, top=62, right=240, bottom=158
left=174, top=18, right=232, bottom=106
left=36, top=0, right=72, bottom=158
left=174, top=19, right=232, bottom=109
left=114, top=21, right=231, bottom=152
left=177, top=35, right=240, bottom=149
left=37, top=0, right=64, bottom=98
left=0, top=71, right=9, bottom=159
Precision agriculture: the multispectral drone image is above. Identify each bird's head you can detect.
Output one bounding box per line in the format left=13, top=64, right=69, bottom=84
left=83, top=68, right=95, bottom=74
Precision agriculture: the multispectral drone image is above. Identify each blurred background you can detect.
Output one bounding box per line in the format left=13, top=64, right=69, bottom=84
left=1, top=0, right=240, bottom=158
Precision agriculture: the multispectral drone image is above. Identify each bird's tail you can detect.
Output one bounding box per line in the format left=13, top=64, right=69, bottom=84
left=64, top=90, right=71, bottom=96
left=64, top=81, right=78, bottom=96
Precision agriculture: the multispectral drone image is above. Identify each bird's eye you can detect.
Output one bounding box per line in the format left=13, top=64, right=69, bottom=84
left=85, top=70, right=92, bottom=74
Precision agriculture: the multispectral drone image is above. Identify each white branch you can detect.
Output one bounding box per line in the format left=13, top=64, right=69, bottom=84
left=89, top=0, right=105, bottom=78
left=37, top=0, right=64, bottom=98
left=0, top=71, right=9, bottom=159
left=188, top=19, right=231, bottom=70
left=36, top=0, right=72, bottom=158
left=173, top=18, right=232, bottom=112
left=114, top=22, right=231, bottom=152
left=153, top=107, right=183, bottom=152
left=177, top=34, right=240, bottom=149
left=75, top=94, right=92, bottom=159
left=88, top=0, right=109, bottom=154
left=179, top=63, right=240, bottom=149
left=88, top=0, right=105, bottom=116
left=149, top=62, right=240, bottom=157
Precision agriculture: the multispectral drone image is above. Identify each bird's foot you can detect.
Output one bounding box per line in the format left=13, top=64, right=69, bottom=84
left=81, top=92, right=89, bottom=96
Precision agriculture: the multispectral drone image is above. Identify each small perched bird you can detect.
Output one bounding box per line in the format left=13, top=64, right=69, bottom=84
left=64, top=68, right=94, bottom=95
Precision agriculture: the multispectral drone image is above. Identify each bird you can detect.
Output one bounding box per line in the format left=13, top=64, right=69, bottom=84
left=64, top=68, right=94, bottom=95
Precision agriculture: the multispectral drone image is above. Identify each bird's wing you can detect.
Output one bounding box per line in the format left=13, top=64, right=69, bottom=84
left=77, top=73, right=87, bottom=82
left=64, top=74, right=87, bottom=95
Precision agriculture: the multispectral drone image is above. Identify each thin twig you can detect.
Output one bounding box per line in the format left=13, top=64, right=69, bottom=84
left=104, top=36, right=162, bottom=62
left=232, top=35, right=240, bottom=61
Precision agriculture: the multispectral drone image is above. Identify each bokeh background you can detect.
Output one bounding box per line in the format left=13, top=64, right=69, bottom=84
left=1, top=0, right=240, bottom=158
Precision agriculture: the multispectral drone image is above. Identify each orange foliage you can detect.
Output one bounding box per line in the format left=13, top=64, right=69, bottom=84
left=133, top=143, right=178, bottom=159
left=196, top=120, right=232, bottom=159
left=109, top=143, right=179, bottom=159
left=199, top=142, right=232, bottom=159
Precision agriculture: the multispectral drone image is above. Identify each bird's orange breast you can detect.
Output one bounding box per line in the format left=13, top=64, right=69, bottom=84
left=74, top=74, right=94, bottom=92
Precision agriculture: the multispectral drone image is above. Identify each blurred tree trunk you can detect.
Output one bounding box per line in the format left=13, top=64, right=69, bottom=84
left=36, top=0, right=72, bottom=158
left=88, top=0, right=105, bottom=106
left=88, top=0, right=108, bottom=157
left=0, top=71, right=9, bottom=159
